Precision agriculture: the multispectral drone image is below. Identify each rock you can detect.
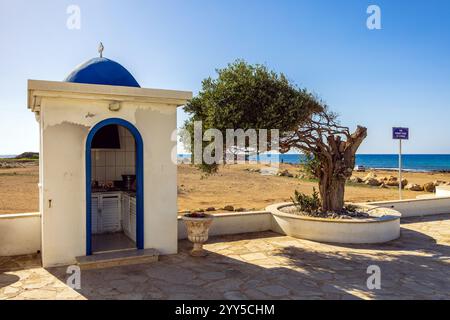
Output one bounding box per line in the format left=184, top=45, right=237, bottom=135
left=401, top=178, right=408, bottom=188
left=348, top=176, right=363, bottom=183
left=380, top=183, right=388, bottom=189
left=365, top=178, right=382, bottom=186
left=223, top=205, right=234, bottom=211
left=385, top=176, right=398, bottom=186
left=405, top=183, right=424, bottom=191
left=363, top=172, right=377, bottom=182
left=234, top=207, right=246, bottom=212
left=433, top=180, right=446, bottom=186
left=278, top=170, right=294, bottom=178
left=385, top=177, right=407, bottom=187
left=206, top=207, right=216, bottom=212
left=297, top=172, right=315, bottom=180
left=422, top=182, right=435, bottom=193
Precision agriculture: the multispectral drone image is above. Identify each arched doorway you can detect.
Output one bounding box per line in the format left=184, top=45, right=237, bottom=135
left=85, top=118, right=144, bottom=255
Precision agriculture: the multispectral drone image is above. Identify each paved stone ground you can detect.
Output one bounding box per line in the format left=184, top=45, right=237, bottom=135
left=1, top=214, right=449, bottom=300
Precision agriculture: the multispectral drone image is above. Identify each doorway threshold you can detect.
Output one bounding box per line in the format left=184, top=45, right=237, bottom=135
left=76, top=248, right=159, bottom=270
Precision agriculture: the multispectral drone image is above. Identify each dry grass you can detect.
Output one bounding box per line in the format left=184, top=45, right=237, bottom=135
left=0, top=166, right=39, bottom=214
left=1, top=162, right=447, bottom=214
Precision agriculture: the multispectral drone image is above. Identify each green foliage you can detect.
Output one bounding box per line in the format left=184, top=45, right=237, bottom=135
left=303, top=153, right=320, bottom=178
left=183, top=60, right=322, bottom=173
left=15, top=152, right=39, bottom=160
left=291, top=187, right=321, bottom=214
left=198, top=162, right=219, bottom=176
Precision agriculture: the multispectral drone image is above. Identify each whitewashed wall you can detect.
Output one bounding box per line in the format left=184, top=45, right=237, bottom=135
left=0, top=213, right=41, bottom=256
left=366, top=197, right=450, bottom=217
left=39, top=98, right=179, bottom=267
left=178, top=211, right=272, bottom=240
left=1, top=194, right=449, bottom=260
left=436, top=186, right=450, bottom=197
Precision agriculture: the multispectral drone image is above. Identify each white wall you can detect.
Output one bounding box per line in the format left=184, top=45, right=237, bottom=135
left=1, top=195, right=449, bottom=260
left=366, top=197, right=450, bottom=218
left=436, top=186, right=450, bottom=197
left=39, top=97, right=179, bottom=267
left=0, top=213, right=41, bottom=256
left=178, top=211, right=272, bottom=239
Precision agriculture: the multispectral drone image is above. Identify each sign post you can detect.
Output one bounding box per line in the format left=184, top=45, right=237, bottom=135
left=392, top=127, right=409, bottom=200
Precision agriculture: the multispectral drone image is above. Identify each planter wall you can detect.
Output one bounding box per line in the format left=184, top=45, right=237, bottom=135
left=367, top=196, right=450, bottom=218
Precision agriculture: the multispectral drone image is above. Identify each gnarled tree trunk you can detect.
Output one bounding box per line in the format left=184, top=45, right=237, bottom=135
left=319, top=175, right=346, bottom=212
left=317, top=126, right=367, bottom=212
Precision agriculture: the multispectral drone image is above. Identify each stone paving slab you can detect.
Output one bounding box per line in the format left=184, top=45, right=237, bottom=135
left=0, top=214, right=449, bottom=300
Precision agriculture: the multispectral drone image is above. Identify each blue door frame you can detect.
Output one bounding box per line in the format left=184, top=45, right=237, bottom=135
left=86, top=118, right=144, bottom=255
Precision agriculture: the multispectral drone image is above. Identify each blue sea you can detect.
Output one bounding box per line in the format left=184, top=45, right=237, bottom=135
left=178, top=154, right=450, bottom=172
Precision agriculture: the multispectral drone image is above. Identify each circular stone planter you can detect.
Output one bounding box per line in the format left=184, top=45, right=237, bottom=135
left=266, top=203, right=401, bottom=244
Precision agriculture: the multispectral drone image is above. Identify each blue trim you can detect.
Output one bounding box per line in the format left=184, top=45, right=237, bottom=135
left=86, top=118, right=144, bottom=255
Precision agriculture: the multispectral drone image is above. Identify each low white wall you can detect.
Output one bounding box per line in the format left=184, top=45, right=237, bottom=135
left=436, top=186, right=450, bottom=197
left=366, top=197, right=450, bottom=218
left=3, top=196, right=448, bottom=258
left=0, top=213, right=41, bottom=256
left=178, top=211, right=272, bottom=240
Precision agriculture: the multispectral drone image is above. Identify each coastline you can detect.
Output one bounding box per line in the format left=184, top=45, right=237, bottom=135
left=178, top=154, right=450, bottom=173
left=361, top=167, right=450, bottom=173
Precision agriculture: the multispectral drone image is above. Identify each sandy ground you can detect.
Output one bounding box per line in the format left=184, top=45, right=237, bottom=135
left=177, top=164, right=443, bottom=212
left=0, top=166, right=39, bottom=214
left=1, top=162, right=449, bottom=214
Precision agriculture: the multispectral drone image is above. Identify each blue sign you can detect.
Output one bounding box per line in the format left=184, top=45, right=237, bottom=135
left=393, top=127, right=409, bottom=140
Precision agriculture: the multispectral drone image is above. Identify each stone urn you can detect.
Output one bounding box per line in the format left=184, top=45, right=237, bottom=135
left=182, top=213, right=214, bottom=257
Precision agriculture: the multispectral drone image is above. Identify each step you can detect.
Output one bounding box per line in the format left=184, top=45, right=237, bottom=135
left=76, top=248, right=159, bottom=270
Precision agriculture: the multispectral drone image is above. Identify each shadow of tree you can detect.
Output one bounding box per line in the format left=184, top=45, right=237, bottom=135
left=3, top=214, right=448, bottom=300
left=271, top=214, right=450, bottom=299
left=324, top=214, right=450, bottom=262
left=0, top=273, right=20, bottom=289
left=43, top=225, right=449, bottom=300
left=272, top=241, right=449, bottom=299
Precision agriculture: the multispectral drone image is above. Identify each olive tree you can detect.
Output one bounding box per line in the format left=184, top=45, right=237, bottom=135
left=183, top=60, right=367, bottom=212
left=183, top=60, right=321, bottom=172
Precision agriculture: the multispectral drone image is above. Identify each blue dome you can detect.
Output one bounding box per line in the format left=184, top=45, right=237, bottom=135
left=64, top=57, right=140, bottom=88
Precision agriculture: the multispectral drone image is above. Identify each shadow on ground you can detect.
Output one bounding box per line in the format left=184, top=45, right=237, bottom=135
left=1, top=214, right=449, bottom=300
left=46, top=216, right=450, bottom=300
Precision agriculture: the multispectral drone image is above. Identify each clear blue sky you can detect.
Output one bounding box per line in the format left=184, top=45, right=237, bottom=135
left=1, top=0, right=449, bottom=154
